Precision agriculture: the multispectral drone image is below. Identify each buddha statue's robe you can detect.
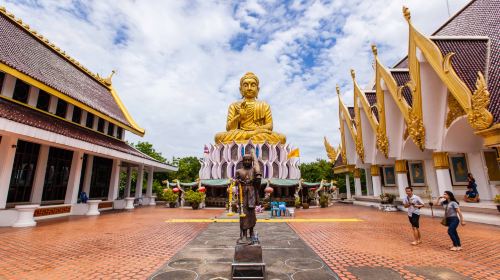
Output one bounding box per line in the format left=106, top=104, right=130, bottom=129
left=215, top=99, right=286, bottom=144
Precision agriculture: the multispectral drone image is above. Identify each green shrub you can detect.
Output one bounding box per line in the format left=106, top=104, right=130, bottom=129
left=161, top=188, right=179, bottom=203
left=185, top=190, right=205, bottom=207
left=380, top=193, right=396, bottom=204
left=320, top=193, right=329, bottom=208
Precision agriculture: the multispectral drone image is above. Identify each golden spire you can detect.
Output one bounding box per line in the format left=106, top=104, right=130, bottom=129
left=350, top=69, right=356, bottom=80
left=336, top=84, right=340, bottom=96
left=403, top=6, right=411, bottom=22
left=103, top=70, right=116, bottom=87
left=371, top=44, right=378, bottom=57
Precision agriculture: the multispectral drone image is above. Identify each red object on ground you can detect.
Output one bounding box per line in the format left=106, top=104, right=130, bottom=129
left=173, top=188, right=179, bottom=193
left=310, top=188, right=316, bottom=191
left=198, top=187, right=206, bottom=193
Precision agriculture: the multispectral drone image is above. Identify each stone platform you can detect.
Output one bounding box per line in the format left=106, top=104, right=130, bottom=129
left=148, top=223, right=338, bottom=280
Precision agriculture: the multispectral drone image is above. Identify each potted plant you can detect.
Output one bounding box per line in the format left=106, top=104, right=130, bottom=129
left=162, top=188, right=179, bottom=208
left=184, top=190, right=205, bottom=210
left=320, top=193, right=329, bottom=208
left=494, top=194, right=500, bottom=212
left=379, top=193, right=397, bottom=212
left=294, top=196, right=301, bottom=209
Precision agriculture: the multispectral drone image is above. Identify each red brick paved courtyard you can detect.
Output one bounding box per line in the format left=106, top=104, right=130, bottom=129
left=291, top=204, right=500, bottom=280
left=0, top=204, right=499, bottom=280
left=0, top=207, right=223, bottom=280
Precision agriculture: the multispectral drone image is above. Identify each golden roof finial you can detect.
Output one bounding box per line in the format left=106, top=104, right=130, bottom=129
left=371, top=44, right=378, bottom=56
left=0, top=6, right=6, bottom=12
left=103, top=70, right=116, bottom=87
left=403, top=6, right=411, bottom=22
left=336, top=84, right=340, bottom=95
left=350, top=69, right=356, bottom=80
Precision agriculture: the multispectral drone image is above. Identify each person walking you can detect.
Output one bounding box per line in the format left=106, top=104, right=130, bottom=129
left=403, top=187, right=424, bottom=245
left=435, top=191, right=466, bottom=251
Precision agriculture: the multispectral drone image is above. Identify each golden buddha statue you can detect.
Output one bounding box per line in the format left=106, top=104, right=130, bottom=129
left=215, top=72, right=286, bottom=145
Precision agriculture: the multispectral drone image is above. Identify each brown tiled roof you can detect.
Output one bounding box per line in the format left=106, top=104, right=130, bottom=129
left=0, top=98, right=157, bottom=162
left=364, top=91, right=379, bottom=120
left=433, top=38, right=488, bottom=93
left=433, top=0, right=500, bottom=123
left=390, top=71, right=413, bottom=106
left=0, top=13, right=131, bottom=126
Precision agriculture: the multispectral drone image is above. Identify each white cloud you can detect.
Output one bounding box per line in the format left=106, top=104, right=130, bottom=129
left=2, top=0, right=468, bottom=162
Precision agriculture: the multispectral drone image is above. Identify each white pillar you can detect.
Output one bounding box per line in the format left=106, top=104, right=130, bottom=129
left=30, top=145, right=50, bottom=204
left=345, top=174, right=351, bottom=199
left=82, top=155, right=94, bottom=195
left=372, top=176, right=382, bottom=197
left=468, top=151, right=492, bottom=200
left=103, top=121, right=109, bottom=135
left=64, top=150, right=85, bottom=204
left=0, top=136, right=18, bottom=209
left=395, top=160, right=409, bottom=200
left=433, top=152, right=453, bottom=196
left=1, top=74, right=16, bottom=98
left=365, top=168, right=373, bottom=196
left=107, top=159, right=121, bottom=201
left=27, top=86, right=39, bottom=107
left=125, top=166, right=132, bottom=198
left=354, top=177, right=362, bottom=196
left=396, top=173, right=409, bottom=199
left=86, top=200, right=101, bottom=216
left=80, top=111, right=88, bottom=126
left=48, top=96, right=57, bottom=114
left=13, top=205, right=39, bottom=227
left=65, top=104, right=74, bottom=121
left=146, top=166, right=154, bottom=198
left=135, top=164, right=144, bottom=198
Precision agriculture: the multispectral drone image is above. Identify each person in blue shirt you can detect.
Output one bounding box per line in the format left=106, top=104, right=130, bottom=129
left=464, top=173, right=480, bottom=202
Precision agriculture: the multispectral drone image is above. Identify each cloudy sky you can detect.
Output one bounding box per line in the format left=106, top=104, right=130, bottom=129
left=3, top=0, right=469, bottom=162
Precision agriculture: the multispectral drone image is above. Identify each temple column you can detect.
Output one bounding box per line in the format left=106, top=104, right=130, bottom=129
left=124, top=167, right=132, bottom=198
left=345, top=173, right=351, bottom=199
left=433, top=152, right=453, bottom=195
left=353, top=168, right=362, bottom=196
left=82, top=155, right=94, bottom=195
left=65, top=150, right=85, bottom=204
left=30, top=145, right=50, bottom=204
left=371, top=165, right=382, bottom=197
left=135, top=164, right=144, bottom=199
left=395, top=160, right=409, bottom=199
left=365, top=167, right=373, bottom=196
left=0, top=136, right=18, bottom=209
left=146, top=166, right=154, bottom=198
left=107, top=159, right=121, bottom=201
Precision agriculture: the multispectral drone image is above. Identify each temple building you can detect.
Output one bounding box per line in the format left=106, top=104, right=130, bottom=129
left=334, top=0, right=500, bottom=206
left=0, top=7, right=175, bottom=227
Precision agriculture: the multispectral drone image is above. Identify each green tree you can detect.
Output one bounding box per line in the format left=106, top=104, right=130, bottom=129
left=175, top=157, right=202, bottom=182
left=132, top=141, right=166, bottom=162
left=299, top=159, right=334, bottom=182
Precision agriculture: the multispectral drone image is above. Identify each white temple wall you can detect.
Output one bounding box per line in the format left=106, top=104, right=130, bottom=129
left=343, top=120, right=357, bottom=165
left=443, top=117, right=484, bottom=153
left=382, top=88, right=404, bottom=159
left=360, top=109, right=376, bottom=164
left=424, top=159, right=440, bottom=198
left=401, top=138, right=432, bottom=160
left=420, top=62, right=447, bottom=150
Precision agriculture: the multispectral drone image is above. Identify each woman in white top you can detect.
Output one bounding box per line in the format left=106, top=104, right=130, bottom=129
left=435, top=191, right=466, bottom=251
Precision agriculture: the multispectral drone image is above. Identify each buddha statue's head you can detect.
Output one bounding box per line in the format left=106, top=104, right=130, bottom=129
left=239, top=72, right=260, bottom=99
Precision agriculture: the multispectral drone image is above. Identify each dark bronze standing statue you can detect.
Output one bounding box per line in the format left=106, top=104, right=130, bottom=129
left=235, top=150, right=262, bottom=244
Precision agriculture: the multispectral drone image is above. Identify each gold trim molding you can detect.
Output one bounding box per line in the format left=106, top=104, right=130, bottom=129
left=324, top=137, right=339, bottom=163
left=475, top=124, right=500, bottom=147
left=333, top=165, right=355, bottom=174
left=446, top=93, right=465, bottom=128
left=351, top=70, right=365, bottom=163
left=370, top=165, right=380, bottom=176
left=395, top=160, right=408, bottom=173
left=353, top=168, right=362, bottom=178
left=433, top=152, right=449, bottom=169
left=467, top=72, right=493, bottom=130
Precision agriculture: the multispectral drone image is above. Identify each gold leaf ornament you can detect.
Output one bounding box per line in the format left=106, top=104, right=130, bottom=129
left=323, top=137, right=338, bottom=163
left=467, top=72, right=493, bottom=130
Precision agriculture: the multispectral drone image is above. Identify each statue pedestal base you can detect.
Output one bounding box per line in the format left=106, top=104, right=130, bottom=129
left=232, top=244, right=265, bottom=279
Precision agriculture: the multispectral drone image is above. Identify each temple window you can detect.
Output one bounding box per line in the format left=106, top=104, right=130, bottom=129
left=116, top=127, right=123, bottom=139
left=7, top=140, right=41, bottom=204
left=41, top=147, right=74, bottom=203
left=273, top=162, right=279, bottom=178
left=0, top=72, right=5, bottom=93
left=72, top=106, right=82, bottom=124
left=89, top=156, right=113, bottom=199
left=36, top=90, right=50, bottom=111
left=107, top=123, right=115, bottom=136
left=85, top=113, right=94, bottom=129
left=221, top=162, right=228, bottom=178
left=262, top=145, right=269, bottom=161
left=55, top=99, right=67, bottom=118
left=231, top=145, right=238, bottom=161
left=12, top=79, right=30, bottom=103
left=97, top=118, right=105, bottom=133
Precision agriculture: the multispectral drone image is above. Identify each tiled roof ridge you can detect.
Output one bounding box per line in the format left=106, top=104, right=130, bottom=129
left=431, top=0, right=477, bottom=36
left=0, top=6, right=113, bottom=90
